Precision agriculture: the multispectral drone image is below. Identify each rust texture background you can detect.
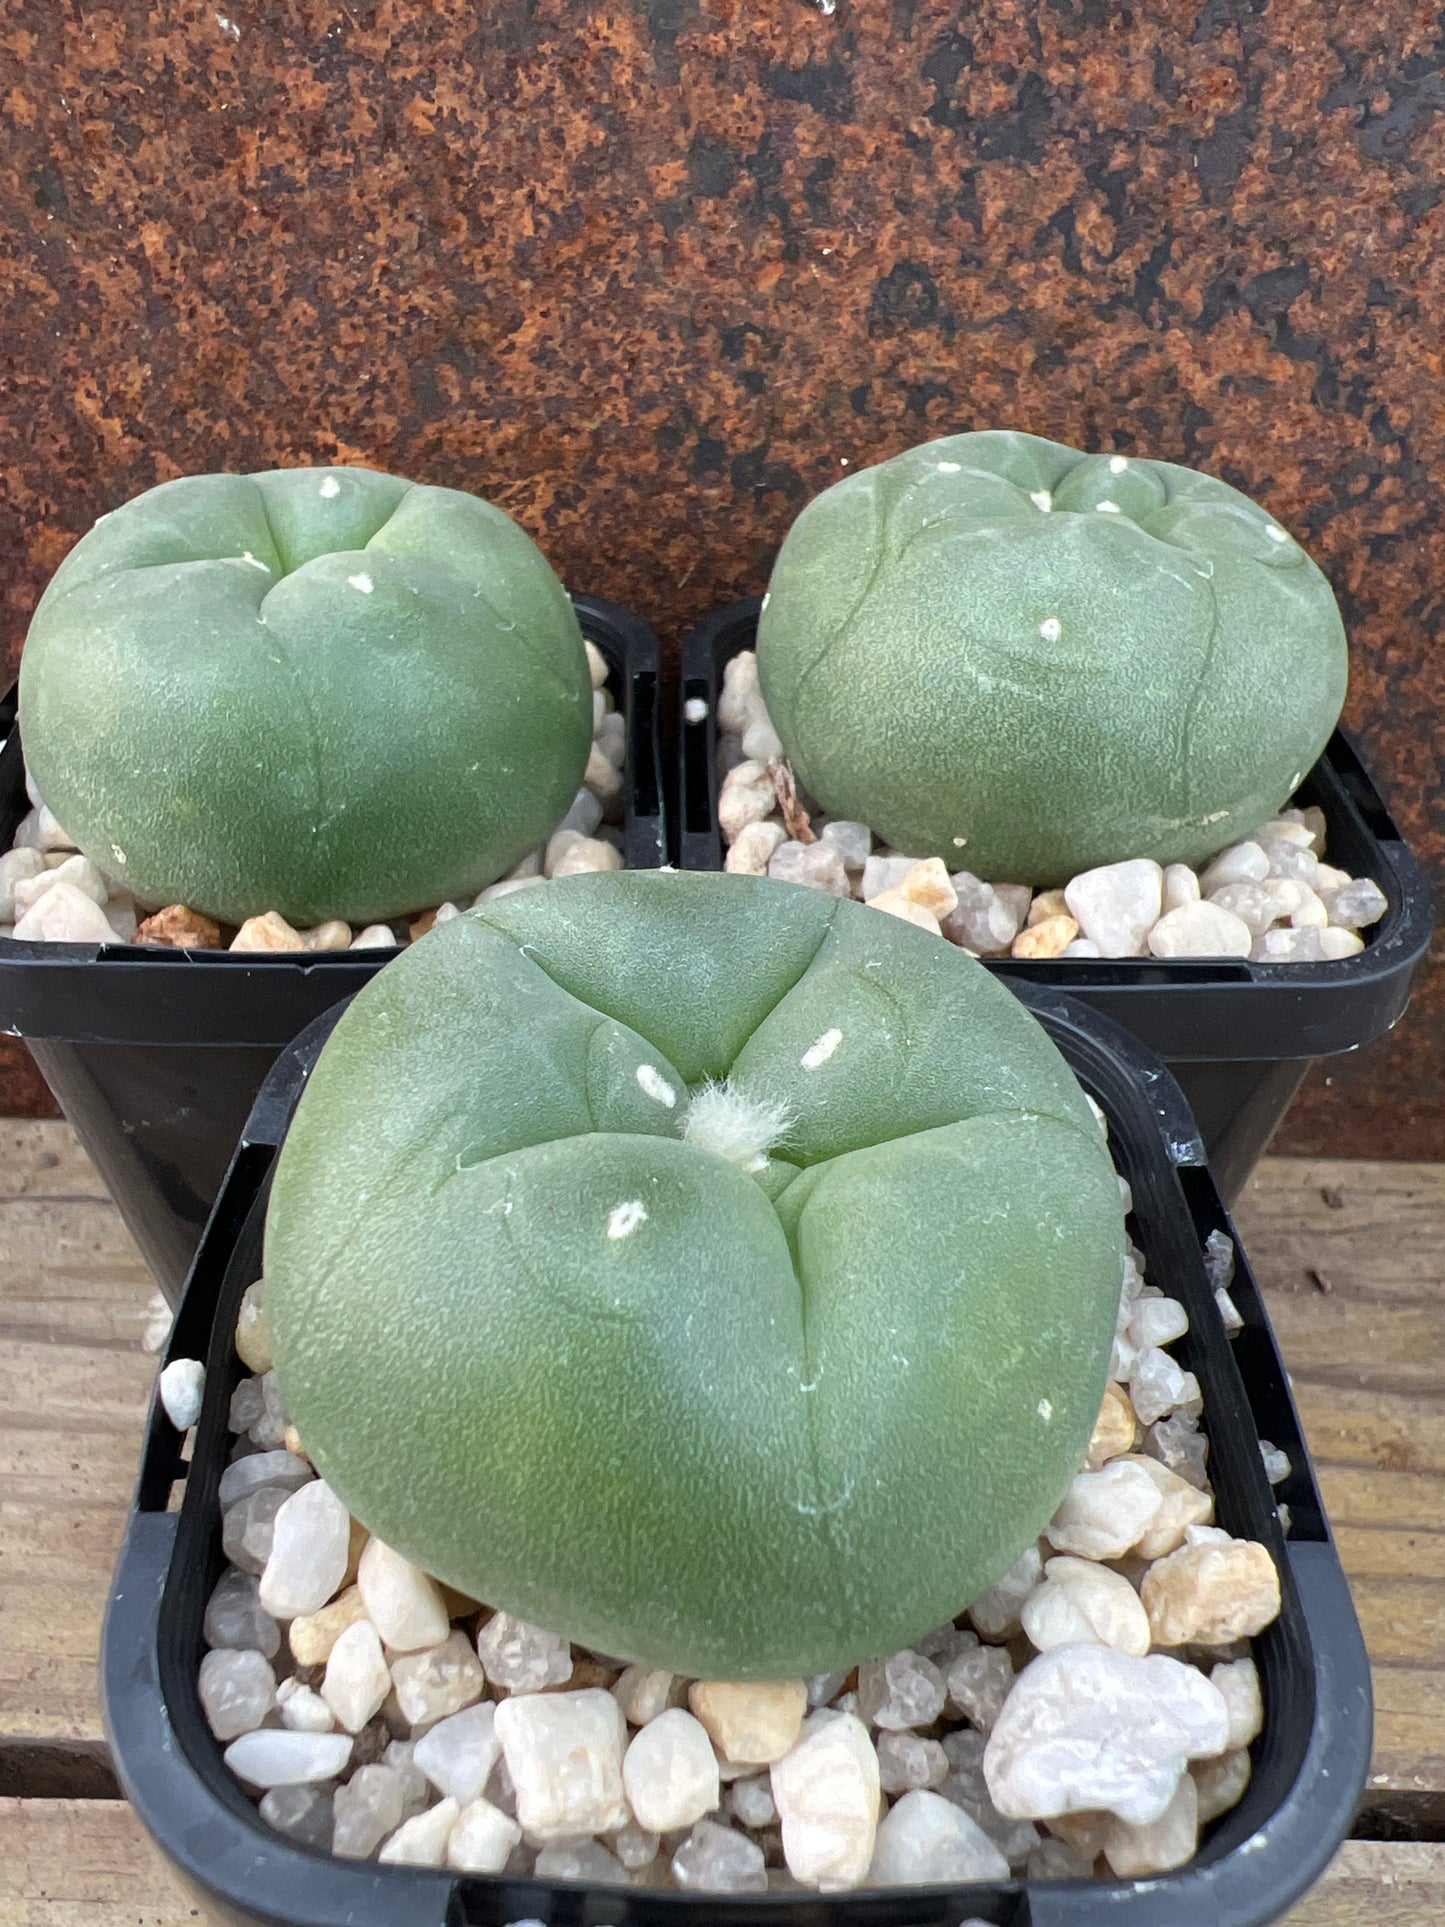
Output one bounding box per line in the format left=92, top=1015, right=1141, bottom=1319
left=0, top=0, right=1440, bottom=1152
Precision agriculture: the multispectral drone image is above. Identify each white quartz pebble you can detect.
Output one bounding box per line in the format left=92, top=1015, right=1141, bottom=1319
left=217, top=1450, right=311, bottom=1511
left=1102, top=1772, right=1199, bottom=1874
left=613, top=1665, right=678, bottom=1725
left=1208, top=881, right=1281, bottom=935
left=771, top=1712, right=880, bottom=1890
left=1193, top=1746, right=1253, bottom=1823
left=860, top=853, right=923, bottom=901
left=1130, top=1346, right=1202, bottom=1427
left=204, top=1567, right=281, bottom=1657
left=1127, top=1295, right=1190, bottom=1350
left=1021, top=1555, right=1151, bottom=1657
left=585, top=638, right=610, bottom=689
left=1064, top=860, right=1163, bottom=957
left=727, top=1773, right=780, bottom=1825
left=1047, top=1460, right=1164, bottom=1560
left=983, top=1645, right=1229, bottom=1825
left=159, top=1358, right=205, bottom=1430
left=869, top=1788, right=1010, bottom=1885
left=1327, top=876, right=1389, bottom=930
left=224, top=1728, right=353, bottom=1789
left=724, top=818, right=787, bottom=875
left=476, top=1610, right=573, bottom=1691
left=350, top=924, right=397, bottom=949
left=0, top=846, right=45, bottom=919
left=1211, top=1658, right=1264, bottom=1750
left=414, top=1702, right=500, bottom=1805
left=1147, top=901, right=1253, bottom=959
left=944, top=1633, right=1015, bottom=1731
left=942, top=873, right=1020, bottom=954
left=718, top=760, right=778, bottom=841
left=356, top=1538, right=450, bottom=1652
left=258, top=1478, right=351, bottom=1620
left=13, top=852, right=108, bottom=916
left=332, top=1763, right=406, bottom=1857
left=233, top=1280, right=273, bottom=1373
left=322, top=1620, right=392, bottom=1733
left=856, top=1649, right=946, bottom=1730
left=671, top=1818, right=768, bottom=1893
left=1318, top=925, right=1366, bottom=958
left=718, top=651, right=766, bottom=732
left=742, top=717, right=784, bottom=762
left=391, top=1630, right=486, bottom=1726
left=559, top=786, right=605, bottom=836
left=623, top=1707, right=721, bottom=1832
left=494, top=1688, right=630, bottom=1840
left=876, top=1730, right=950, bottom=1793
left=13, top=880, right=118, bottom=944
left=1062, top=938, right=1102, bottom=957
left=378, top=1795, right=459, bottom=1866
left=689, top=1679, right=807, bottom=1765
left=1199, top=842, right=1270, bottom=891
left=259, top=1784, right=334, bottom=1849
left=1161, top=863, right=1200, bottom=912
left=535, top=1838, right=628, bottom=1882
left=583, top=741, right=623, bottom=801
left=768, top=838, right=850, bottom=895
left=819, top=819, right=871, bottom=870
left=276, top=1677, right=335, bottom=1733
left=1127, top=1454, right=1215, bottom=1559
left=446, top=1797, right=522, bottom=1873
left=969, top=1544, right=1044, bottom=1640
left=198, top=1647, right=276, bottom=1740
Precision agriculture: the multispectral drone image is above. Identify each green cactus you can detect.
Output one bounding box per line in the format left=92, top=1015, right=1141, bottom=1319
left=265, top=870, right=1124, bottom=1678
left=19, top=467, right=592, bottom=926
left=757, top=430, right=1348, bottom=885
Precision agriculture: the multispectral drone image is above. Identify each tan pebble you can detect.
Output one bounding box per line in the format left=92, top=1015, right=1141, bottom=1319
left=235, top=1281, right=273, bottom=1375
left=1102, top=1773, right=1198, bottom=1875
left=551, top=836, right=623, bottom=878
left=282, top=1424, right=309, bottom=1461
left=136, top=904, right=223, bottom=949
left=1027, top=888, right=1071, bottom=926
left=725, top=819, right=787, bottom=875
left=585, top=638, right=609, bottom=689
left=584, top=741, right=623, bottom=801
left=302, top=919, right=352, bottom=951
left=689, top=1680, right=808, bottom=1766
left=895, top=858, right=958, bottom=918
left=1192, top=1747, right=1252, bottom=1823
left=1123, top=1455, right=1214, bottom=1560
left=867, top=889, right=942, bottom=935
left=408, top=908, right=439, bottom=940
left=718, top=761, right=778, bottom=842
left=566, top=1659, right=621, bottom=1692
left=1086, top=1384, right=1138, bottom=1469
left=1012, top=914, right=1079, bottom=959
left=289, top=1586, right=369, bottom=1667
left=1141, top=1536, right=1281, bottom=1646
left=230, top=912, right=304, bottom=952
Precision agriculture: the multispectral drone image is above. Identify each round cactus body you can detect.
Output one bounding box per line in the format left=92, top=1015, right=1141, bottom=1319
left=19, top=467, right=592, bottom=925
left=264, top=870, right=1124, bottom=1678
left=756, top=430, right=1348, bottom=885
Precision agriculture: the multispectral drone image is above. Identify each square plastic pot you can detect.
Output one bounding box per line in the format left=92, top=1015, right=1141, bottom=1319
left=678, top=599, right=1435, bottom=1202
left=102, top=982, right=1370, bottom=1927
left=0, top=595, right=666, bottom=1302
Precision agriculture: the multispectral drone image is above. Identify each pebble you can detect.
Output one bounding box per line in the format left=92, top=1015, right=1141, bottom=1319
left=356, top=1539, right=450, bottom=1652
left=1161, top=863, right=1201, bottom=912
left=943, top=872, right=1021, bottom=953
left=768, top=838, right=850, bottom=896
left=1128, top=1295, right=1190, bottom=1350
left=806, top=1670, right=849, bottom=1705
left=217, top=1449, right=310, bottom=1511
left=1327, top=876, right=1389, bottom=930
left=771, top=1712, right=880, bottom=1890
left=876, top=1730, right=950, bottom=1794
left=718, top=651, right=765, bottom=731
left=476, top=1609, right=573, bottom=1691
left=204, top=1567, right=282, bottom=1658
left=613, top=1819, right=662, bottom=1869
left=1317, top=926, right=1367, bottom=959
left=856, top=1650, right=947, bottom=1730
left=944, top=1634, right=1015, bottom=1731
left=983, top=1645, right=1229, bottom=1825
left=159, top=1358, right=205, bottom=1430
left=727, top=1773, right=780, bottom=1825
left=671, top=1818, right=768, bottom=1894
left=1193, top=1747, right=1253, bottom=1823
left=246, top=1371, right=289, bottom=1450
left=276, top=1678, right=335, bottom=1733
left=332, top=1763, right=407, bottom=1858
left=583, top=741, right=623, bottom=801
left=890, top=858, right=958, bottom=917
left=1130, top=1347, right=1202, bottom=1428
left=819, top=819, right=872, bottom=871
left=860, top=853, right=922, bottom=901
left=596, top=711, right=627, bottom=769
left=259, top=1784, right=334, bottom=1849
left=559, top=786, right=605, bottom=838
left=689, top=1679, right=808, bottom=1765
left=1065, top=860, right=1163, bottom=957
left=322, top=1620, right=392, bottom=1733
left=623, top=1708, right=721, bottom=1832
left=1207, top=881, right=1281, bottom=936
left=724, top=819, right=787, bottom=875
left=1087, top=1384, right=1138, bottom=1468
left=259, top=1479, right=351, bottom=1619
left=378, top=1795, right=460, bottom=1867
left=224, top=1728, right=354, bottom=1789
left=414, top=1702, right=500, bottom=1804
left=446, top=1797, right=523, bottom=1873
left=585, top=638, right=610, bottom=689
left=1141, top=1532, right=1282, bottom=1646
left=233, top=1282, right=272, bottom=1374
left=12, top=880, right=119, bottom=943
left=1011, top=913, right=1079, bottom=958
left=383, top=1740, right=434, bottom=1818
left=230, top=911, right=305, bottom=952
left=222, top=1485, right=291, bottom=1576
left=869, top=890, right=940, bottom=933
left=1047, top=1460, right=1164, bottom=1560
left=494, top=1688, right=630, bottom=1840
left=1211, top=1658, right=1264, bottom=1750
left=14, top=853, right=108, bottom=916
left=613, top=1665, right=678, bottom=1724
left=1028, top=1835, right=1094, bottom=1879
left=718, top=761, right=778, bottom=841
left=869, top=1788, right=1010, bottom=1885
left=301, top=919, right=351, bottom=951
left=1021, top=1555, right=1152, bottom=1657
left=1145, top=1413, right=1211, bottom=1490
left=969, top=1544, right=1044, bottom=1640
left=1200, top=842, right=1270, bottom=891
left=349, top=923, right=397, bottom=948
left=743, top=717, right=784, bottom=761
left=552, top=834, right=623, bottom=878
left=1262, top=838, right=1319, bottom=886
left=1126, top=1454, right=1215, bottom=1559
left=0, top=846, right=45, bottom=919
left=391, top=1630, right=486, bottom=1726
left=1065, top=936, right=1098, bottom=956
left=1102, top=1772, right=1199, bottom=1875
left=1147, top=901, right=1253, bottom=959
left=198, top=1647, right=277, bottom=1740
left=289, top=1585, right=368, bottom=1666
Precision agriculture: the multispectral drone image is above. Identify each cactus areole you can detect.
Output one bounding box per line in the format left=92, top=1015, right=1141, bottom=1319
left=265, top=871, right=1125, bottom=1677
left=756, top=430, right=1349, bottom=885
left=19, top=467, right=592, bottom=926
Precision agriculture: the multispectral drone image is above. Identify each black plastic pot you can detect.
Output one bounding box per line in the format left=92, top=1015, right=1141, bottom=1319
left=679, top=599, right=1435, bottom=1202
left=0, top=595, right=666, bottom=1303
left=103, top=982, right=1370, bottom=1927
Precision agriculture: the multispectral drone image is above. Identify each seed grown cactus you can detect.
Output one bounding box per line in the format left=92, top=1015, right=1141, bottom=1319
left=19, top=466, right=593, bottom=926
left=756, top=429, right=1348, bottom=886
left=264, top=870, right=1125, bottom=1677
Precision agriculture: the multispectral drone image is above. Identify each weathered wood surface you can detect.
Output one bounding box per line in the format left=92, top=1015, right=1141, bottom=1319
left=1, top=1132, right=1442, bottom=1919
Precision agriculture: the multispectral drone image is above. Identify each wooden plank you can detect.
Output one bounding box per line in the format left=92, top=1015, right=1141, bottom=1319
left=0, top=1799, right=197, bottom=1926
left=1281, top=1841, right=1445, bottom=1925
left=1236, top=1156, right=1445, bottom=1798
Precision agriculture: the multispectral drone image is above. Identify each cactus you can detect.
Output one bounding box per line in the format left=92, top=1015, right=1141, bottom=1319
left=20, top=467, right=592, bottom=925
left=757, top=430, right=1348, bottom=885
left=265, top=871, right=1124, bottom=1677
